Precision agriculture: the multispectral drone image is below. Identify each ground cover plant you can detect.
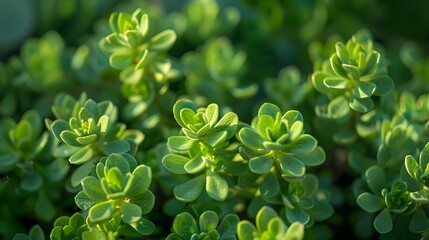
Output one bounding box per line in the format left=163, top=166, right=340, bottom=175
left=1, top=0, right=429, bottom=239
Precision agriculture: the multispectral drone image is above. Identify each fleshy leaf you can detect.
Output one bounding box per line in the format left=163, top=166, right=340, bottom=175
left=174, top=174, right=205, bottom=202
left=206, top=170, right=228, bottom=201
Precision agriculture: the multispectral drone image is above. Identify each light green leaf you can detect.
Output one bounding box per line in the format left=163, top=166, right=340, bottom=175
left=237, top=221, right=257, bottom=240
left=104, top=153, right=130, bottom=175
left=81, top=176, right=106, bottom=201
left=69, top=146, right=94, bottom=164
left=205, top=103, right=219, bottom=127
left=184, top=153, right=205, bottom=174
left=256, top=206, right=278, bottom=232
left=168, top=136, right=195, bottom=151
left=405, top=155, right=422, bottom=181
left=51, top=119, right=70, bottom=140
left=342, top=64, right=361, bottom=80
left=76, top=134, right=98, bottom=145
left=312, top=71, right=332, bottom=94
left=174, top=174, right=205, bottom=202
left=148, top=30, right=177, bottom=52
left=206, top=170, right=229, bottom=201
left=121, top=202, right=142, bottom=224
left=162, top=154, right=189, bottom=174
left=60, top=130, right=80, bottom=146
left=356, top=82, right=376, bottom=98
left=238, top=128, right=265, bottom=150
left=258, top=103, right=281, bottom=119
left=172, top=212, right=199, bottom=239
left=173, top=99, right=197, bottom=128
left=327, top=96, right=351, bottom=120
left=88, top=201, right=115, bottom=223
left=74, top=191, right=97, bottom=211
left=199, top=211, right=218, bottom=232
left=285, top=134, right=317, bottom=153
left=285, top=222, right=304, bottom=240
left=330, top=55, right=347, bottom=78
left=323, top=77, right=349, bottom=89
left=109, top=50, right=134, bottom=70
left=349, top=97, right=374, bottom=113
left=126, top=165, right=151, bottom=196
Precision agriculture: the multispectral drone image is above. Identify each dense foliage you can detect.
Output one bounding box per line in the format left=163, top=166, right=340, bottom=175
left=1, top=0, right=429, bottom=239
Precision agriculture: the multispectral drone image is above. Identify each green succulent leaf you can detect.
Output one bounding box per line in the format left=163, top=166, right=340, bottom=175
left=88, top=201, right=115, bottom=223
left=260, top=172, right=280, bottom=198
left=69, top=146, right=94, bottom=164
left=206, top=170, right=229, bottom=201
left=148, top=30, right=177, bottom=52
left=249, top=154, right=274, bottom=174
left=374, top=208, right=393, bottom=234
left=237, top=221, right=257, bottom=240
left=162, top=154, right=189, bottom=174
left=199, top=211, right=218, bottom=232
left=278, top=153, right=306, bottom=178
left=410, top=208, right=429, bottom=233
left=174, top=174, right=205, bottom=202
left=121, top=202, right=142, bottom=224
left=238, top=128, right=265, bottom=150
left=172, top=212, right=199, bottom=239
left=356, top=192, right=385, bottom=213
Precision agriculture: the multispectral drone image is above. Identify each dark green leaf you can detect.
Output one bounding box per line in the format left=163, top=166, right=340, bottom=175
left=217, top=214, right=240, bottom=239
left=260, top=172, right=280, bottom=198
left=410, top=208, right=429, bottom=233
left=374, top=208, right=392, bottom=234
left=21, top=172, right=43, bottom=192
left=286, top=208, right=310, bottom=225
left=356, top=192, right=385, bottom=213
